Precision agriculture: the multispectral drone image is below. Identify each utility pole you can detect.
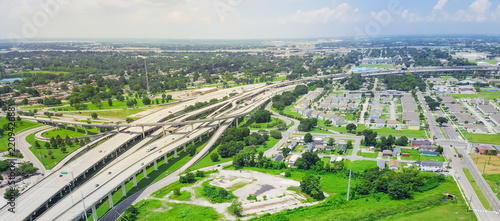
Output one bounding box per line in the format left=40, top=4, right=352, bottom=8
left=347, top=169, right=352, bottom=201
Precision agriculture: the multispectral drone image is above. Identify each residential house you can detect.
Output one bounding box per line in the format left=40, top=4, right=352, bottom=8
left=403, top=112, right=419, bottom=124
left=369, top=109, right=383, bottom=121
left=377, top=160, right=386, bottom=170
left=477, top=105, right=498, bottom=115
left=311, top=111, right=321, bottom=118
left=303, top=109, right=313, bottom=118
left=389, top=160, right=399, bottom=170
left=419, top=145, right=437, bottom=152
left=289, top=140, right=298, bottom=150
left=417, top=161, right=443, bottom=172
left=445, top=103, right=464, bottom=113
left=330, top=156, right=336, bottom=164
left=271, top=155, right=284, bottom=162
left=297, top=108, right=307, bottom=115
left=375, top=119, right=386, bottom=128
left=490, top=114, right=500, bottom=126
left=403, top=102, right=418, bottom=112
left=393, top=146, right=401, bottom=157
left=332, top=116, right=346, bottom=125
left=464, top=124, right=488, bottom=134
left=288, top=154, right=300, bottom=166
left=382, top=150, right=393, bottom=156
left=387, top=119, right=398, bottom=128
left=408, top=121, right=420, bottom=130
left=338, top=144, right=347, bottom=153
left=455, top=113, right=476, bottom=124
left=446, top=77, right=459, bottom=85
left=476, top=144, right=496, bottom=155
left=427, top=77, right=444, bottom=85
left=318, top=113, right=327, bottom=120
left=441, top=96, right=456, bottom=104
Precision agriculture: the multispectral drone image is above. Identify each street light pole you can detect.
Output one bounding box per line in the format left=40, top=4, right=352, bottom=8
left=81, top=190, right=88, bottom=221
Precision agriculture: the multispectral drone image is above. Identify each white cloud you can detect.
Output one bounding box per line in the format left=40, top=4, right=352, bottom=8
left=433, top=0, right=448, bottom=11
left=470, top=0, right=491, bottom=13
left=284, top=3, right=355, bottom=24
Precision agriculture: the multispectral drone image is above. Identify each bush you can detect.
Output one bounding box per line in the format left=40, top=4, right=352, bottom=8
left=201, top=182, right=236, bottom=203
left=210, top=153, right=219, bottom=162
left=179, top=173, right=196, bottom=183
left=195, top=170, right=205, bottom=177
left=247, top=194, right=257, bottom=200
left=285, top=171, right=291, bottom=177
left=173, top=187, right=181, bottom=196
left=270, top=130, right=282, bottom=139
left=228, top=200, right=243, bottom=217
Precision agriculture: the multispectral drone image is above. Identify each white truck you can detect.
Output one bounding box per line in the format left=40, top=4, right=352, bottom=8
left=146, top=144, right=157, bottom=152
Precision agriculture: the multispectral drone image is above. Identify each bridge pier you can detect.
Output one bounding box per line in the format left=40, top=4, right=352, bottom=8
left=92, top=204, right=98, bottom=221
left=116, top=127, right=120, bottom=133
left=83, top=172, right=86, bottom=178
left=164, top=154, right=168, bottom=164
left=108, top=192, right=114, bottom=208
left=122, top=183, right=127, bottom=196
left=191, top=124, right=194, bottom=131
left=84, top=127, right=88, bottom=135
left=59, top=191, right=63, bottom=197
left=98, top=127, right=101, bottom=133
left=174, top=149, right=178, bottom=158
left=199, top=136, right=202, bottom=142
left=154, top=161, right=158, bottom=170
left=162, top=126, right=166, bottom=136
left=143, top=167, right=148, bottom=179
left=93, top=164, right=96, bottom=170
left=133, top=175, right=137, bottom=187
left=244, top=116, right=247, bottom=124
left=75, top=125, right=78, bottom=132
left=183, top=145, right=186, bottom=152
left=192, top=140, right=194, bottom=145
left=236, top=117, right=238, bottom=126
left=142, top=126, right=145, bottom=138
left=64, top=124, right=68, bottom=129
left=45, top=201, right=49, bottom=209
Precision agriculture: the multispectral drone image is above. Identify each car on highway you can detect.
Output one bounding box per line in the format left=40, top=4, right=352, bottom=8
left=59, top=175, right=63, bottom=178
left=108, top=172, right=112, bottom=175
left=95, top=184, right=99, bottom=188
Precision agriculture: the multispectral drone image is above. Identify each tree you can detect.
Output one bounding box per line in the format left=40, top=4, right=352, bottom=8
left=254, top=110, right=272, bottom=123
left=142, top=96, right=151, bottom=105
left=436, top=117, right=448, bottom=127
left=16, top=162, right=38, bottom=176
left=263, top=195, right=267, bottom=200
left=346, top=140, right=353, bottom=149
left=35, top=141, right=41, bottom=149
left=107, top=99, right=113, bottom=107
left=428, top=101, right=440, bottom=111
left=126, top=118, right=134, bottom=123
left=186, top=144, right=197, bottom=157
left=210, top=153, right=219, bottom=162
left=436, top=146, right=443, bottom=154
left=346, top=123, right=357, bottom=133
left=282, top=147, right=291, bottom=157
left=363, top=130, right=378, bottom=147
left=44, top=142, right=50, bottom=148
left=296, top=152, right=320, bottom=170
left=304, top=133, right=313, bottom=143
left=228, top=200, right=243, bottom=217
left=327, top=138, right=335, bottom=146
left=270, top=130, right=282, bottom=139
left=179, top=173, right=196, bottom=183
left=0, top=160, right=9, bottom=172
left=285, top=171, right=291, bottom=177
left=166, top=94, right=172, bottom=102
left=122, top=205, right=139, bottom=221
left=394, top=136, right=408, bottom=146
left=91, top=112, right=98, bottom=119
left=173, top=187, right=181, bottom=196
left=298, top=118, right=317, bottom=132
left=195, top=170, right=205, bottom=177
left=4, top=189, right=19, bottom=200
left=388, top=179, right=413, bottom=200
left=300, top=174, right=325, bottom=200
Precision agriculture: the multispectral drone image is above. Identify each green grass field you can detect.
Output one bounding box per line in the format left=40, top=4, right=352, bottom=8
left=41, top=128, right=90, bottom=138
left=240, top=117, right=285, bottom=129
left=74, top=108, right=146, bottom=120
left=400, top=148, right=444, bottom=162
left=447, top=90, right=500, bottom=100
left=119, top=200, right=222, bottom=221
left=27, top=133, right=81, bottom=169
left=357, top=150, right=378, bottom=158
left=463, top=168, right=492, bottom=210
left=317, top=120, right=427, bottom=139
left=463, top=133, right=500, bottom=145
left=469, top=59, right=499, bottom=65
left=0, top=118, right=44, bottom=152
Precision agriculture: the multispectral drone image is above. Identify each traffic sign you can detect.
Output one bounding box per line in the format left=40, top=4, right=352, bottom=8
left=61, top=172, right=68, bottom=174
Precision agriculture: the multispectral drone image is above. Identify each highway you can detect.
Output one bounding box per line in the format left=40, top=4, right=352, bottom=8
left=0, top=83, right=271, bottom=220
left=35, top=84, right=294, bottom=220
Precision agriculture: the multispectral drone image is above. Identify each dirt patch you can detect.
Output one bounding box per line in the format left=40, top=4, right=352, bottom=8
left=254, top=184, right=274, bottom=196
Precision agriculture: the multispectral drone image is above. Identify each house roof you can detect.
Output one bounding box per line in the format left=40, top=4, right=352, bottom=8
left=377, top=160, right=386, bottom=169
left=393, top=146, right=401, bottom=154
left=389, top=160, right=399, bottom=167
left=417, top=161, right=443, bottom=167
left=271, top=155, right=284, bottom=162
left=412, top=140, right=431, bottom=146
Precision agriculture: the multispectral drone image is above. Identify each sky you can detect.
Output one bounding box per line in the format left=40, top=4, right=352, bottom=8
left=1, top=0, right=500, bottom=40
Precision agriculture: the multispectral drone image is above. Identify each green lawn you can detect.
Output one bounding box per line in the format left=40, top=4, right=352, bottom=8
left=469, top=59, right=498, bottom=65
left=357, top=150, right=378, bottom=158
left=463, top=168, right=492, bottom=210
left=0, top=118, right=44, bottom=152
left=483, top=174, right=500, bottom=201
left=169, top=191, right=191, bottom=201
left=463, top=133, right=500, bottom=145
left=75, top=108, right=146, bottom=120
left=27, top=133, right=81, bottom=169
left=380, top=200, right=476, bottom=221
left=318, top=121, right=427, bottom=139
left=41, top=128, right=91, bottom=138
left=118, top=200, right=222, bottom=221
left=344, top=160, right=377, bottom=172
left=241, top=117, right=285, bottom=129
left=447, top=90, right=500, bottom=100
left=400, top=149, right=444, bottom=162
left=344, top=114, right=356, bottom=121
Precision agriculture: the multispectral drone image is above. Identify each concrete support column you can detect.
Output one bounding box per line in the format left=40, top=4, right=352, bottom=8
left=244, top=116, right=247, bottom=124
left=143, top=167, right=148, bottom=179
left=133, top=175, right=137, bottom=187
left=92, top=204, right=98, bottom=221
left=154, top=161, right=158, bottom=170
left=60, top=191, right=63, bottom=197
left=64, top=124, right=68, bottom=129
left=122, top=183, right=127, bottom=196
left=183, top=145, right=186, bottom=151
left=142, top=126, right=145, bottom=138
left=102, top=159, right=105, bottom=164
left=236, top=117, right=238, bottom=126
left=108, top=192, right=114, bottom=208
left=117, top=127, right=120, bottom=133
left=83, top=172, right=86, bottom=178
left=174, top=149, right=178, bottom=158
left=199, top=136, right=202, bottom=142
left=98, top=127, right=101, bottom=133
left=192, top=140, right=194, bottom=145
left=93, top=164, right=96, bottom=170
left=45, top=201, right=49, bottom=209
left=84, top=127, right=88, bottom=135
left=164, top=155, right=168, bottom=164
left=75, top=125, right=78, bottom=132
left=162, top=126, right=166, bottom=136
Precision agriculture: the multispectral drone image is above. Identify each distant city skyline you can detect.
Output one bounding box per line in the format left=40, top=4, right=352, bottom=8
left=2, top=0, right=500, bottom=40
